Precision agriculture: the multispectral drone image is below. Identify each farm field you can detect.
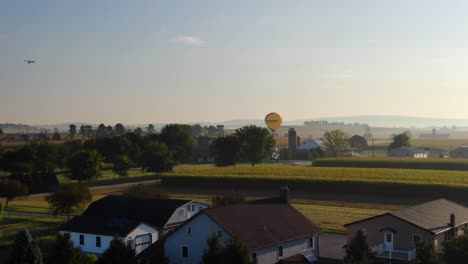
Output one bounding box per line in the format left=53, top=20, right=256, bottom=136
left=313, top=157, right=468, bottom=171
left=163, top=164, right=468, bottom=188
left=56, top=168, right=160, bottom=187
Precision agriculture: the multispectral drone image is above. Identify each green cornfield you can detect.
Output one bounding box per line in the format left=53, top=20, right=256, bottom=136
left=313, top=158, right=468, bottom=171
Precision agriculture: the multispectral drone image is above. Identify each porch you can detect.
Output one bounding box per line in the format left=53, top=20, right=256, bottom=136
left=371, top=243, right=416, bottom=261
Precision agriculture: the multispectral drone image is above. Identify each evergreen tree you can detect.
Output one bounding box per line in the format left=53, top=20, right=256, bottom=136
left=68, top=124, right=77, bottom=139
left=442, top=230, right=468, bottom=264
left=98, top=237, right=137, bottom=264
left=223, top=237, right=252, bottom=264
left=9, top=228, right=43, bottom=264
left=202, top=235, right=224, bottom=264
left=344, top=229, right=375, bottom=264
left=412, top=241, right=438, bottom=264
left=43, top=233, right=95, bottom=264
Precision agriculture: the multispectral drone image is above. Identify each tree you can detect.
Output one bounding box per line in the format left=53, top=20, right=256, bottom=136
left=134, top=127, right=144, bottom=135
left=9, top=228, right=43, bottom=264
left=84, top=125, right=93, bottom=139
left=0, top=127, right=3, bottom=135
left=96, top=124, right=107, bottom=138
left=210, top=136, right=240, bottom=166
left=112, top=155, right=131, bottom=177
left=69, top=125, right=77, bottom=139
left=46, top=183, right=92, bottom=222
left=388, top=133, right=411, bottom=151
left=98, top=237, right=137, bottom=264
left=211, top=191, right=245, bottom=207
left=42, top=233, right=95, bottom=264
left=442, top=230, right=468, bottom=264
left=79, top=125, right=86, bottom=140
left=235, top=125, right=274, bottom=166
left=323, top=129, right=350, bottom=157
left=159, top=124, right=196, bottom=162
left=348, top=135, right=368, bottom=151
left=0, top=180, right=28, bottom=208
left=140, top=142, right=175, bottom=174
left=343, top=229, right=375, bottom=264
left=223, top=237, right=252, bottom=264
left=146, top=124, right=155, bottom=135
left=67, top=149, right=101, bottom=181
left=52, top=132, right=61, bottom=141
left=412, top=241, right=438, bottom=264
left=202, top=235, right=224, bottom=264
left=114, top=123, right=126, bottom=136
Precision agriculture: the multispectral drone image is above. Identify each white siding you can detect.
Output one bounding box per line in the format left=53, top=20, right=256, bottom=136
left=61, top=231, right=114, bottom=255
left=165, top=214, right=231, bottom=264
left=61, top=223, right=159, bottom=255
left=253, top=236, right=319, bottom=264
left=165, top=202, right=210, bottom=228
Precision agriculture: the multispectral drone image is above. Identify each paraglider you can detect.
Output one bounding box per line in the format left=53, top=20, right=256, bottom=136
left=264, top=112, right=283, bottom=132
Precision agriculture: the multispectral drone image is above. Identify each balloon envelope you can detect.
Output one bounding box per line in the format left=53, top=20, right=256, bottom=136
left=265, top=112, right=283, bottom=132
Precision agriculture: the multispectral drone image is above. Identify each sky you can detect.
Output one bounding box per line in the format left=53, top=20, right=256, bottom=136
left=2, top=0, right=468, bottom=125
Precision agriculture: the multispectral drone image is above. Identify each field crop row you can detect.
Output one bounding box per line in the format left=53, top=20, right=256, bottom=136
left=313, top=158, right=468, bottom=171
left=163, top=164, right=468, bottom=188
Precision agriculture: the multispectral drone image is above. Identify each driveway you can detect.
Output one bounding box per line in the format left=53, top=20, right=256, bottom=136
left=320, top=232, right=346, bottom=260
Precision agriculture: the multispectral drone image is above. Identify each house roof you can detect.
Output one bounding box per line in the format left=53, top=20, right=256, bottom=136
left=61, top=195, right=192, bottom=235
left=61, top=216, right=147, bottom=237
left=204, top=203, right=320, bottom=250
left=345, top=199, right=468, bottom=234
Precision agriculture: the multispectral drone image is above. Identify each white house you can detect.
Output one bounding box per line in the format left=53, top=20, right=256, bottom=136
left=297, top=138, right=321, bottom=152
left=60, top=195, right=209, bottom=255
left=163, top=194, right=320, bottom=264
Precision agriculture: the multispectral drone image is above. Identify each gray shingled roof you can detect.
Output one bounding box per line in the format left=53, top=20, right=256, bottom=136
left=205, top=204, right=320, bottom=250
left=390, top=199, right=468, bottom=234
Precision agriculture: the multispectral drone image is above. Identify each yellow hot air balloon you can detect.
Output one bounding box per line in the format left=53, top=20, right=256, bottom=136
left=264, top=112, right=283, bottom=132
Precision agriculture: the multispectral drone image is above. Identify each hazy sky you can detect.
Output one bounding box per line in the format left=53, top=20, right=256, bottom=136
left=2, top=0, right=468, bottom=124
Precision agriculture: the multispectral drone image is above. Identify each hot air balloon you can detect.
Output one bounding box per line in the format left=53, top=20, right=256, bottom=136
left=264, top=112, right=283, bottom=132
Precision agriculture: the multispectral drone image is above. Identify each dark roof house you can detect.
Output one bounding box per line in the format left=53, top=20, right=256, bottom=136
left=345, top=199, right=468, bottom=262
left=162, top=188, right=321, bottom=264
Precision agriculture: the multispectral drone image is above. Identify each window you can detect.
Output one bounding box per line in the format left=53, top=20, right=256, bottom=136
left=252, top=252, right=257, bottom=264
left=96, top=236, right=101, bottom=248
left=187, top=205, right=191, bottom=211
left=182, top=246, right=189, bottom=258
left=187, top=227, right=192, bottom=235
left=218, top=230, right=222, bottom=237
left=79, top=234, right=84, bottom=245
left=192, top=204, right=195, bottom=211
left=179, top=209, right=184, bottom=216
left=412, top=234, right=422, bottom=245
left=278, top=245, right=283, bottom=257
left=309, top=237, right=315, bottom=249
left=199, top=206, right=203, bottom=211
left=385, top=233, right=393, bottom=243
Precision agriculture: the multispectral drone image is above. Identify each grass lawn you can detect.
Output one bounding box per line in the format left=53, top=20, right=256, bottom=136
left=0, top=214, right=64, bottom=246
left=57, top=167, right=161, bottom=187
left=163, top=164, right=468, bottom=188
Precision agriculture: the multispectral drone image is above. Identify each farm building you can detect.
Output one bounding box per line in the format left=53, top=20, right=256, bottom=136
left=162, top=188, right=321, bottom=264
left=297, top=138, right=321, bottom=151
left=387, top=146, right=431, bottom=158
left=60, top=195, right=209, bottom=255
left=345, top=199, right=468, bottom=262
left=418, top=128, right=450, bottom=139
left=449, top=146, right=468, bottom=158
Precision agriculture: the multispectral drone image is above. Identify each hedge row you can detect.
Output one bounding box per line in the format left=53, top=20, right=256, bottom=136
left=313, top=158, right=468, bottom=171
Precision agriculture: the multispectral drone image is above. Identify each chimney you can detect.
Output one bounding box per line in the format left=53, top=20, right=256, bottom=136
left=450, top=213, right=456, bottom=227
left=280, top=186, right=290, bottom=204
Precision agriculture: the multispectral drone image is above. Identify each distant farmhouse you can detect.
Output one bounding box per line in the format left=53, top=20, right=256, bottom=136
left=297, top=138, right=321, bottom=152
left=418, top=128, right=450, bottom=139
left=449, top=146, right=468, bottom=158
left=387, top=146, right=431, bottom=158
left=158, top=188, right=321, bottom=264
left=345, top=199, right=468, bottom=262
left=60, top=195, right=209, bottom=255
